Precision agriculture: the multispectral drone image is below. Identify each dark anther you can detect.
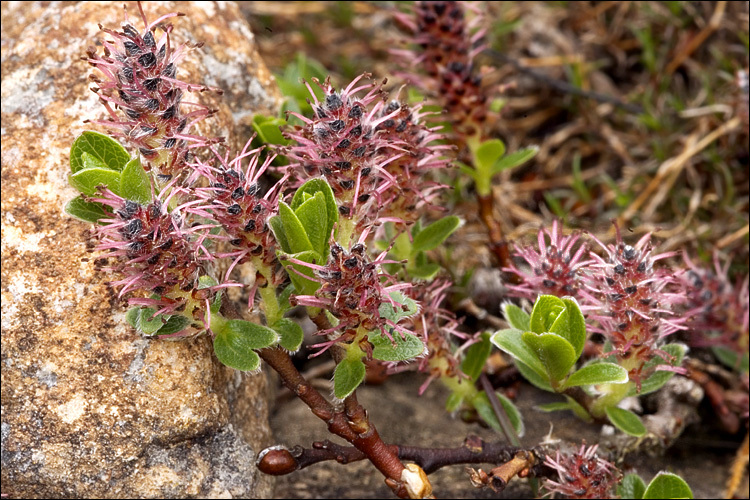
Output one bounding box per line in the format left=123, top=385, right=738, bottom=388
left=382, top=119, right=395, bottom=129
left=336, top=139, right=351, bottom=149
left=608, top=293, right=624, bottom=302
left=613, top=264, right=625, bottom=275
left=315, top=106, right=327, bottom=119
left=252, top=204, right=263, bottom=214
left=177, top=118, right=188, bottom=132
left=227, top=204, right=242, bottom=215
left=331, top=244, right=343, bottom=257
left=352, top=146, right=366, bottom=158
left=152, top=286, right=165, bottom=295
left=395, top=121, right=408, bottom=133
left=123, top=40, right=141, bottom=55
left=624, top=285, right=638, bottom=294
left=542, top=279, right=557, bottom=288
left=162, top=63, right=176, bottom=78
left=348, top=105, right=363, bottom=118
left=139, top=147, right=156, bottom=157
left=606, top=277, right=616, bottom=286
left=637, top=261, right=647, bottom=272
left=143, top=31, right=156, bottom=48
left=140, top=124, right=157, bottom=134
left=149, top=200, right=162, bottom=218
left=147, top=254, right=160, bottom=265
left=144, top=98, right=159, bottom=110
left=231, top=187, right=245, bottom=199
left=244, top=219, right=256, bottom=232
left=579, top=464, right=590, bottom=477
left=335, top=161, right=352, bottom=170
left=230, top=238, right=243, bottom=246
left=330, top=119, right=345, bottom=132
left=351, top=243, right=365, bottom=255
left=128, top=240, right=145, bottom=252
left=385, top=100, right=400, bottom=113
left=118, top=200, right=140, bottom=219
left=246, top=183, right=260, bottom=197
left=349, top=125, right=362, bottom=137
left=251, top=245, right=263, bottom=255
left=121, top=66, right=134, bottom=82
left=143, top=77, right=160, bottom=91
left=122, top=24, right=139, bottom=38
left=158, top=44, right=166, bottom=59
left=360, top=166, right=371, bottom=177
left=325, top=92, right=343, bottom=111
left=358, top=194, right=370, bottom=202
left=122, top=218, right=143, bottom=238
left=162, top=105, right=177, bottom=120
left=138, top=52, right=156, bottom=69
left=158, top=238, right=173, bottom=251
left=623, top=245, right=636, bottom=261
left=338, top=205, right=351, bottom=216
left=344, top=257, right=358, bottom=269
left=164, top=137, right=176, bottom=148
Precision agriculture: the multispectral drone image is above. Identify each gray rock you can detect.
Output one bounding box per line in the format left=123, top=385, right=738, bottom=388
left=1, top=2, right=280, bottom=497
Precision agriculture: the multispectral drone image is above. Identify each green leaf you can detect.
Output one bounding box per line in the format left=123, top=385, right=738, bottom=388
left=618, top=474, right=647, bottom=500
left=472, top=390, right=525, bottom=437
left=461, top=332, right=492, bottom=381
left=80, top=151, right=109, bottom=171
left=642, top=472, right=693, bottom=499
left=279, top=249, right=322, bottom=297
left=564, top=362, right=629, bottom=388
left=411, top=216, right=462, bottom=253
left=378, top=291, right=420, bottom=323
left=269, top=215, right=291, bottom=253
left=69, top=167, right=122, bottom=196
left=529, top=295, right=566, bottom=334
left=119, top=157, right=151, bottom=204
left=224, top=320, right=279, bottom=350
left=64, top=196, right=108, bottom=223
left=333, top=357, right=366, bottom=399
left=271, top=318, right=304, bottom=352
left=502, top=303, right=530, bottom=331
left=605, top=406, right=646, bottom=437
left=293, top=192, right=328, bottom=257
left=291, top=178, right=338, bottom=244
left=712, top=345, right=750, bottom=373
left=491, top=146, right=539, bottom=174
left=559, top=297, right=586, bottom=359
left=491, top=328, right=547, bottom=380
left=515, top=360, right=554, bottom=391
left=537, top=402, right=574, bottom=412
left=198, top=275, right=219, bottom=289
left=252, top=115, right=290, bottom=146
left=473, top=138, right=506, bottom=176
left=371, top=331, right=425, bottom=361
left=630, top=343, right=687, bottom=396
left=70, top=131, right=131, bottom=173
left=126, top=307, right=165, bottom=335
left=445, top=392, right=464, bottom=412
left=214, top=334, right=261, bottom=371
left=278, top=283, right=295, bottom=313
left=522, top=331, right=577, bottom=383
left=278, top=201, right=314, bottom=253
left=154, top=315, right=192, bottom=336
left=408, top=263, right=441, bottom=280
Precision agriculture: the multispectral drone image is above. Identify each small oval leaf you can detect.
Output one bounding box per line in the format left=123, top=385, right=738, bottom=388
left=502, top=303, right=530, bottom=331
left=70, top=131, right=131, bottom=173
left=564, top=362, right=629, bottom=388
left=224, top=320, right=279, bottom=350
left=333, top=357, right=366, bottom=399
left=643, top=472, right=693, bottom=499
left=460, top=332, right=492, bottom=381
left=412, top=216, right=462, bottom=253
left=69, top=167, right=122, bottom=196
left=491, top=328, right=547, bottom=380
left=491, top=146, right=539, bottom=174
left=371, top=332, right=425, bottom=362
left=278, top=201, right=314, bottom=253
left=271, top=318, right=304, bottom=352
left=472, top=390, right=525, bottom=437
left=618, top=474, right=647, bottom=500
left=119, top=157, right=152, bottom=204
left=529, top=295, right=566, bottom=334
left=522, top=331, right=577, bottom=383
left=64, top=196, right=108, bottom=223
left=605, top=406, right=647, bottom=437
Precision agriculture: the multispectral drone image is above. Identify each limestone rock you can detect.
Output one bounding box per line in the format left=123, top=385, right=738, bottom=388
left=1, top=2, right=281, bottom=497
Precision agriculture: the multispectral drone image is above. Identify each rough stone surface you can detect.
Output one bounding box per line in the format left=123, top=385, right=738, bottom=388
left=1, top=1, right=281, bottom=497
